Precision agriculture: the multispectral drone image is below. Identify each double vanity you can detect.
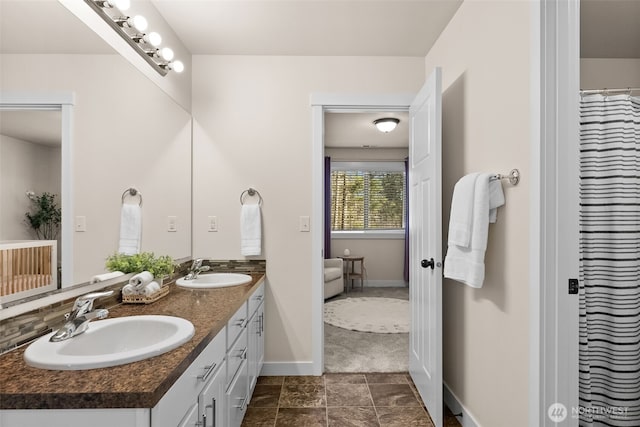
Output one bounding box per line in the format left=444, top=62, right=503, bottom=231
left=0, top=272, right=265, bottom=427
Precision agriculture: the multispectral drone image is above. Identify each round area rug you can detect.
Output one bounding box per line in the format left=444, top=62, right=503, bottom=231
left=324, top=297, right=409, bottom=333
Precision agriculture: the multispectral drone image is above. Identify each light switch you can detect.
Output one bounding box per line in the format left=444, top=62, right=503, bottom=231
left=208, top=216, right=218, bottom=232
left=299, top=216, right=310, bottom=232
left=168, top=216, right=177, bottom=232
left=75, top=216, right=86, bottom=232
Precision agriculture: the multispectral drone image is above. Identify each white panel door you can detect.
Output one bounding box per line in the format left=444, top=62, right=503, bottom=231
left=409, top=67, right=443, bottom=427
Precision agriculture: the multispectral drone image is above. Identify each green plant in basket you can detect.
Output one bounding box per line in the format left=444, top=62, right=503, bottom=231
left=105, top=252, right=175, bottom=278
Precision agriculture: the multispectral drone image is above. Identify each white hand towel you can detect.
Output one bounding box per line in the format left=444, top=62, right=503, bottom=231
left=447, top=173, right=480, bottom=247
left=240, top=204, right=262, bottom=256
left=129, top=271, right=154, bottom=291
left=444, top=173, right=495, bottom=288
left=118, top=203, right=142, bottom=255
left=488, top=178, right=505, bottom=223
left=143, top=281, right=160, bottom=297
left=122, top=284, right=137, bottom=296
left=90, top=271, right=124, bottom=284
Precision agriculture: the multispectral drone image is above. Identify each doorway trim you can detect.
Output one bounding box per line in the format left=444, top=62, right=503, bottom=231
left=532, top=0, right=581, bottom=425
left=310, top=93, right=415, bottom=375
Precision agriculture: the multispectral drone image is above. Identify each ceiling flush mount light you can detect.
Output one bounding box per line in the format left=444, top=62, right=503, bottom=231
left=85, top=0, right=185, bottom=76
left=373, top=118, right=400, bottom=133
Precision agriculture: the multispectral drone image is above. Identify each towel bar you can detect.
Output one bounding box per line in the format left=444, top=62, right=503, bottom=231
left=490, top=169, right=520, bottom=186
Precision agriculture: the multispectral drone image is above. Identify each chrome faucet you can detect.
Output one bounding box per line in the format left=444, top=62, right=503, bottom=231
left=50, top=290, right=114, bottom=342
left=183, top=258, right=210, bottom=280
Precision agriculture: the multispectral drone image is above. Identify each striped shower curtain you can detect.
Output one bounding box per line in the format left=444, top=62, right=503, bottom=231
left=579, top=94, right=640, bottom=426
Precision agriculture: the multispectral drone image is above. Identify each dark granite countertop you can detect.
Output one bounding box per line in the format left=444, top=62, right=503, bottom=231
left=0, top=274, right=265, bottom=410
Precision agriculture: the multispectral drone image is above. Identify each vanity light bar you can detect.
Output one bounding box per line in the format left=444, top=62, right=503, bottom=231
left=84, top=0, right=184, bottom=76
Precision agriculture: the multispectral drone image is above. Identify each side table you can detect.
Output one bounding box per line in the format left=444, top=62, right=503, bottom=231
left=338, top=255, right=366, bottom=292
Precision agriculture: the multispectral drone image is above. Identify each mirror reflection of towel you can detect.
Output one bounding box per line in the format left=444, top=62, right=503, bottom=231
left=241, top=204, right=262, bottom=256
left=119, top=204, right=141, bottom=255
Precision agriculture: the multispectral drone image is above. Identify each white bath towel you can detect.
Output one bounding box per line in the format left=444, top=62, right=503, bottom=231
left=489, top=178, right=505, bottom=223
left=447, top=173, right=480, bottom=247
left=90, top=271, right=124, bottom=284
left=240, top=204, right=262, bottom=256
left=129, top=271, right=154, bottom=291
left=444, top=173, right=503, bottom=288
left=142, top=281, right=160, bottom=297
left=122, top=284, right=138, bottom=296
left=118, top=203, right=141, bottom=255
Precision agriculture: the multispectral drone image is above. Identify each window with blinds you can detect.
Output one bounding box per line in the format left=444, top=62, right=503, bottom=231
left=330, top=162, right=406, bottom=232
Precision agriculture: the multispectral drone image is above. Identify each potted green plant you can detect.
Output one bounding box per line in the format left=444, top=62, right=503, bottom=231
left=24, top=191, right=61, bottom=240
left=105, top=252, right=176, bottom=283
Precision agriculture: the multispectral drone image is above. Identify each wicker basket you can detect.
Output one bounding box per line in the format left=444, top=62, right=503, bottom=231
left=122, top=284, right=170, bottom=304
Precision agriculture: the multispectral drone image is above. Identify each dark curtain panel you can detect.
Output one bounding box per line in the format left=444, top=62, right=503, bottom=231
left=324, top=156, right=332, bottom=259
left=404, top=157, right=409, bottom=282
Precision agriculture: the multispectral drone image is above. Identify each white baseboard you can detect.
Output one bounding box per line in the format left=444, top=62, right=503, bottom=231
left=260, top=362, right=317, bottom=376
left=363, top=280, right=408, bottom=288
left=444, top=382, right=481, bottom=427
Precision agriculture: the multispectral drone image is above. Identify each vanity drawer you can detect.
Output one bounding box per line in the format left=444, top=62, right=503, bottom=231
left=226, top=328, right=248, bottom=389
left=226, top=302, right=247, bottom=349
left=248, top=283, right=265, bottom=315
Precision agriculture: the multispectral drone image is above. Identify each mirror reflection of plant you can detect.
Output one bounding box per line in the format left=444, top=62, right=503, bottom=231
left=105, top=252, right=176, bottom=278
left=24, top=191, right=61, bottom=240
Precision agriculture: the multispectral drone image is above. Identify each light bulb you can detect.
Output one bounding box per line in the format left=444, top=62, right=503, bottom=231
left=143, top=32, right=162, bottom=47
left=160, top=47, right=174, bottom=61
left=131, top=15, right=148, bottom=32
left=373, top=118, right=399, bottom=133
left=172, top=60, right=185, bottom=73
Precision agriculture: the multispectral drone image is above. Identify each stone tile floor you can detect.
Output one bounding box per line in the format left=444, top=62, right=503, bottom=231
left=242, top=373, right=462, bottom=426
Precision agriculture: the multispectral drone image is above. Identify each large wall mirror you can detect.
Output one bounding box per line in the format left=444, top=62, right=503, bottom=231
left=0, top=1, right=192, bottom=314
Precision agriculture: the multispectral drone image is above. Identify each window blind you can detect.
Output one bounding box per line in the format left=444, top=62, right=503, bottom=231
left=330, top=163, right=405, bottom=231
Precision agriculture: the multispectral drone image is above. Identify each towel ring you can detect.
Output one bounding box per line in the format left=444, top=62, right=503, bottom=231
left=121, top=187, right=143, bottom=206
left=240, top=188, right=263, bottom=206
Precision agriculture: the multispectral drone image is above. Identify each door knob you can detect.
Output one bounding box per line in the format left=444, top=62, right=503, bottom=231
left=421, top=258, right=435, bottom=270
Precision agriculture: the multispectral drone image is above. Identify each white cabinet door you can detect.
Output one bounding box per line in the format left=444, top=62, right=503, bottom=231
left=226, top=360, right=249, bottom=427
left=198, top=361, right=226, bottom=427
left=177, top=403, right=198, bottom=427
left=247, top=301, right=264, bottom=395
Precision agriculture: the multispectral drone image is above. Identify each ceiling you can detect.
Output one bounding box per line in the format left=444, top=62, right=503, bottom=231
left=580, top=0, right=640, bottom=58
left=0, top=110, right=62, bottom=146
left=150, top=0, right=463, bottom=56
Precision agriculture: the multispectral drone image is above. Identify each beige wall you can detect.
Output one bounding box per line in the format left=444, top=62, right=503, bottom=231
left=192, top=55, right=424, bottom=362
left=581, top=58, right=640, bottom=89
left=424, top=1, right=531, bottom=425
left=1, top=54, right=192, bottom=285
left=326, top=147, right=407, bottom=283
left=0, top=135, right=60, bottom=241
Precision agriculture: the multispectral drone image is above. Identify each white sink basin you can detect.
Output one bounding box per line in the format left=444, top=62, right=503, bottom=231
left=176, top=273, right=252, bottom=289
left=24, top=315, right=194, bottom=370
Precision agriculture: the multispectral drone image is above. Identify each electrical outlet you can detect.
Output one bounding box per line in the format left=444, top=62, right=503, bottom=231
left=168, top=216, right=177, bottom=232
left=75, top=216, right=86, bottom=232
left=299, top=216, right=310, bottom=232
left=208, top=216, right=218, bottom=232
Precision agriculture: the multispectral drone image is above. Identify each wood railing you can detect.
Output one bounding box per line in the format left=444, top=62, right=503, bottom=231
left=0, top=241, right=57, bottom=304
